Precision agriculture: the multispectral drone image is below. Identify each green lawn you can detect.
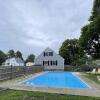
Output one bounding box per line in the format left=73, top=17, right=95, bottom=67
left=85, top=73, right=100, bottom=84
left=0, top=89, right=100, bottom=100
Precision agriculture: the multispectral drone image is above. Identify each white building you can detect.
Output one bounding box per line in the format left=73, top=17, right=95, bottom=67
left=26, top=62, right=34, bottom=66
left=3, top=57, right=24, bottom=66
left=34, top=48, right=64, bottom=70
left=95, top=60, right=100, bottom=66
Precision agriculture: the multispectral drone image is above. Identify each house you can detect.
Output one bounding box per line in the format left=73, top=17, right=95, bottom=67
left=3, top=57, right=24, bottom=66
left=95, top=60, right=100, bottom=66
left=34, top=48, right=64, bottom=70
left=26, top=62, right=34, bottom=66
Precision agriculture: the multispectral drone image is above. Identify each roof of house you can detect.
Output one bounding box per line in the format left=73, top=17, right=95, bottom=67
left=5, top=57, right=24, bottom=64
left=35, top=47, right=64, bottom=60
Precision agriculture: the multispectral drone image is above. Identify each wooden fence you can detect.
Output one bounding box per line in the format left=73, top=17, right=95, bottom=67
left=0, top=66, right=44, bottom=81
left=64, top=65, right=90, bottom=72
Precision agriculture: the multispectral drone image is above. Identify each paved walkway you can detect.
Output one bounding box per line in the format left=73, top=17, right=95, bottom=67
left=0, top=72, right=100, bottom=97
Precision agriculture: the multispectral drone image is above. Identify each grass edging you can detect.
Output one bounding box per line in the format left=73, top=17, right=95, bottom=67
left=85, top=73, right=100, bottom=84
left=0, top=89, right=100, bottom=100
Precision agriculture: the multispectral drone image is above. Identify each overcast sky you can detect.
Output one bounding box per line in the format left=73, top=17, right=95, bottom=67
left=0, top=0, right=93, bottom=58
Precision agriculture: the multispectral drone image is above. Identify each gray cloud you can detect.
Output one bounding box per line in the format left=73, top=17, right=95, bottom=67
left=0, top=0, right=93, bottom=58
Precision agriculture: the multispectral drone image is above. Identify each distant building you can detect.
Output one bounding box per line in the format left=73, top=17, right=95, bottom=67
left=34, top=48, right=64, bottom=70
left=26, top=62, right=34, bottom=66
left=3, top=57, right=24, bottom=66
left=95, top=60, right=100, bottom=66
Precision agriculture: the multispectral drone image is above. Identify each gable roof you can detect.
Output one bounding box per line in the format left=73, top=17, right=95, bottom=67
left=15, top=58, right=24, bottom=63
left=35, top=47, right=64, bottom=60
left=5, top=57, right=24, bottom=64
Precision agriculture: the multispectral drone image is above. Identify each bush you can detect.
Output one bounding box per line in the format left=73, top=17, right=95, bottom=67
left=79, top=65, right=92, bottom=72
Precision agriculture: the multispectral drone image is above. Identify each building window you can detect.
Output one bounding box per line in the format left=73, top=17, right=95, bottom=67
left=44, top=52, right=45, bottom=57
left=49, top=52, right=53, bottom=56
left=43, top=52, right=53, bottom=57
left=45, top=52, right=48, bottom=56
left=50, top=61, right=58, bottom=66
left=52, top=61, right=56, bottom=65
left=48, top=61, right=49, bottom=66
left=43, top=61, right=44, bottom=66
left=43, top=60, right=57, bottom=66
left=56, top=60, right=58, bottom=66
left=50, top=61, right=52, bottom=65
left=43, top=61, right=49, bottom=66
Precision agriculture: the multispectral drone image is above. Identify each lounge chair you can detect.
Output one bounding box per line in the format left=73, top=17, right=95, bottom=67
left=97, top=69, right=100, bottom=73
left=86, top=68, right=96, bottom=74
left=97, top=69, right=100, bottom=81
left=96, top=69, right=100, bottom=75
left=91, top=68, right=96, bottom=74
left=97, top=75, right=100, bottom=81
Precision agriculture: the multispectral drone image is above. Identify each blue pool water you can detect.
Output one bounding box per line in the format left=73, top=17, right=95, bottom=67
left=23, top=72, right=90, bottom=89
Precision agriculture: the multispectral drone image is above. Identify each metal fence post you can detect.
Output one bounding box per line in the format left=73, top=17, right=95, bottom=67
left=10, top=65, right=12, bottom=79
left=23, top=66, right=26, bottom=75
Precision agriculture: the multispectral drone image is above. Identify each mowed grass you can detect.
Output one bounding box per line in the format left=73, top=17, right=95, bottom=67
left=85, top=73, right=100, bottom=84
left=0, top=89, right=100, bottom=100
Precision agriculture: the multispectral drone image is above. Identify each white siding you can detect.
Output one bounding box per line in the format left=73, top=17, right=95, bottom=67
left=4, top=58, right=24, bottom=66
left=34, top=48, right=64, bottom=70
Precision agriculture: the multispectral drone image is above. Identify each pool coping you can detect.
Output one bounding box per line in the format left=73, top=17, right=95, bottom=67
left=72, top=72, right=91, bottom=89
left=0, top=71, right=100, bottom=97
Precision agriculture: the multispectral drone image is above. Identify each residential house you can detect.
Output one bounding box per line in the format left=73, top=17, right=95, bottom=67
left=3, top=57, right=24, bottom=66
left=34, top=48, right=64, bottom=70
left=26, top=62, right=34, bottom=66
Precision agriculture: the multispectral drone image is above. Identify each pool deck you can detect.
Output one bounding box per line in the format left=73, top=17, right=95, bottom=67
left=0, top=71, right=100, bottom=97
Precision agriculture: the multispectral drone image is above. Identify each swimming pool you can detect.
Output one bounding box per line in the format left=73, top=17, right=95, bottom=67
left=23, top=72, right=90, bottom=89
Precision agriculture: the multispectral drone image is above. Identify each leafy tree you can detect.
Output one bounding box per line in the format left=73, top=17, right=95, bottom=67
left=0, top=51, right=7, bottom=65
left=79, top=0, right=100, bottom=59
left=88, top=16, right=100, bottom=58
left=59, top=39, right=81, bottom=65
left=15, top=51, right=23, bottom=60
left=7, top=49, right=15, bottom=58
left=76, top=55, right=90, bottom=66
left=25, top=54, right=35, bottom=63
left=90, top=0, right=100, bottom=21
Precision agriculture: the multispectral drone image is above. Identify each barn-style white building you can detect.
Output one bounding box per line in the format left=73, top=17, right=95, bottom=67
left=3, top=57, right=24, bottom=66
left=34, top=48, right=64, bottom=70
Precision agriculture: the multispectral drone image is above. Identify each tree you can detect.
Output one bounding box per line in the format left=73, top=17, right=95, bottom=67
left=0, top=51, right=7, bottom=65
left=59, top=39, right=81, bottom=65
left=79, top=0, right=100, bottom=59
left=15, top=51, right=23, bottom=60
left=7, top=49, right=15, bottom=58
left=90, top=0, right=100, bottom=21
left=87, top=16, right=100, bottom=58
left=25, top=54, right=35, bottom=63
